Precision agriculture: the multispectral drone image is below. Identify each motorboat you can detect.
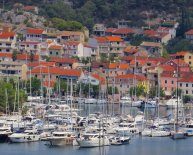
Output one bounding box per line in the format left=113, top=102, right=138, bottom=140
left=183, top=123, right=193, bottom=136
left=109, top=136, right=130, bottom=145
left=115, top=122, right=139, bottom=136
left=47, top=131, right=76, bottom=146
left=9, top=129, right=40, bottom=143
left=76, top=132, right=110, bottom=147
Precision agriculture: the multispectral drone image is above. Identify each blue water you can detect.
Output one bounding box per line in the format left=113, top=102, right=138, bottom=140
left=1, top=136, right=193, bottom=155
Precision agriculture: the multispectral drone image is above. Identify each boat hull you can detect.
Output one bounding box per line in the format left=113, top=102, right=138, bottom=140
left=77, top=138, right=110, bottom=148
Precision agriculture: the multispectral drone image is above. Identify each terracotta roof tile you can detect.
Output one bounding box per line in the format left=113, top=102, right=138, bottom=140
left=16, top=54, right=39, bottom=61
left=105, top=28, right=117, bottom=33
left=49, top=45, right=63, bottom=50
left=26, top=28, right=44, bottom=35
left=30, top=66, right=81, bottom=77
left=124, top=46, right=139, bottom=54
left=105, top=36, right=123, bottom=42
left=0, top=32, right=16, bottom=39
left=27, top=61, right=56, bottom=67
left=112, top=28, right=135, bottom=35
left=185, top=29, right=193, bottom=35
left=0, top=52, right=12, bottom=58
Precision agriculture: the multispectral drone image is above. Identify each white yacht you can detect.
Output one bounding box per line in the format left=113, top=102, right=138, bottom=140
left=165, top=97, right=183, bottom=109
left=115, top=122, right=139, bottom=136
left=48, top=131, right=76, bottom=146
left=109, top=136, right=130, bottom=145
left=76, top=132, right=110, bottom=148
left=183, top=123, right=193, bottom=136
left=9, top=129, right=40, bottom=143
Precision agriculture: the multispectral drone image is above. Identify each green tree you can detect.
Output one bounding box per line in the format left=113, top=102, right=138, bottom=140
left=54, top=79, right=67, bottom=96
left=0, top=80, right=27, bottom=113
left=166, top=37, right=193, bottom=54
left=26, top=77, right=41, bottom=96
left=108, top=86, right=118, bottom=95
left=129, top=85, right=146, bottom=97
left=149, top=86, right=165, bottom=98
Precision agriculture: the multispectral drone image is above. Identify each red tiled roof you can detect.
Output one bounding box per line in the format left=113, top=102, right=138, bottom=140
left=115, top=74, right=147, bottom=81
left=185, top=29, right=193, bottom=35
left=95, top=36, right=123, bottom=43
left=0, top=32, right=16, bottom=39
left=159, top=64, right=175, bottom=72
left=30, top=66, right=81, bottom=77
left=24, top=6, right=36, bottom=11
left=95, top=37, right=108, bottom=43
left=26, top=28, right=44, bottom=35
left=144, top=30, right=157, bottom=36
left=178, top=75, right=193, bottom=83
left=105, top=28, right=117, bottom=33
left=112, top=28, right=135, bottom=35
left=49, top=57, right=77, bottom=64
left=49, top=45, right=63, bottom=50
left=108, top=63, right=129, bottom=69
left=106, top=36, right=123, bottom=42
left=119, top=64, right=129, bottom=69
left=16, top=54, right=39, bottom=61
left=0, top=52, right=12, bottom=58
left=27, top=61, right=56, bottom=67
left=124, top=46, right=139, bottom=54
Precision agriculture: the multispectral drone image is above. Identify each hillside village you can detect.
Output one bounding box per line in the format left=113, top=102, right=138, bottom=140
left=1, top=3, right=193, bottom=103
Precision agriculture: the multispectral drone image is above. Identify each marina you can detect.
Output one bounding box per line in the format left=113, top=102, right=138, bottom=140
left=1, top=101, right=193, bottom=155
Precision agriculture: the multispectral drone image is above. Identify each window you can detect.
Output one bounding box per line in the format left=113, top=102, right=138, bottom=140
left=165, top=87, right=167, bottom=90
left=189, top=61, right=191, bottom=65
left=165, top=80, right=167, bottom=84
left=186, top=90, right=189, bottom=94
left=189, top=56, right=192, bottom=59
left=192, top=90, right=193, bottom=94
left=186, top=83, right=188, bottom=87
left=192, top=84, right=193, bottom=87
left=180, top=83, right=182, bottom=87
left=56, top=52, right=58, bottom=55
left=6, top=49, right=9, bottom=52
left=171, top=81, right=174, bottom=84
left=120, top=85, right=122, bottom=87
left=50, top=51, right=52, bottom=55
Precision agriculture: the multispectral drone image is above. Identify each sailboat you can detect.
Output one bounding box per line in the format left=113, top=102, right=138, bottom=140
left=171, top=57, right=186, bottom=140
